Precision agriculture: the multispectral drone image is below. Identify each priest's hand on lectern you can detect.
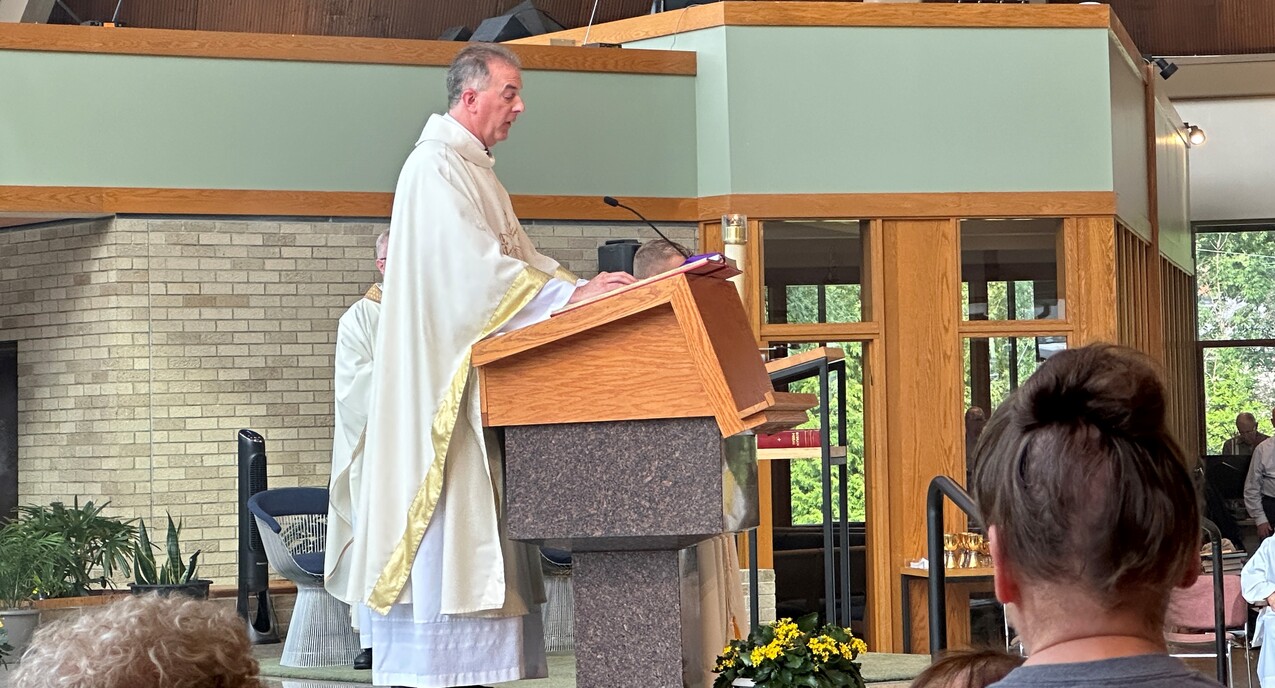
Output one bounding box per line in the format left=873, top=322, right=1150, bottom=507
left=567, top=271, right=637, bottom=304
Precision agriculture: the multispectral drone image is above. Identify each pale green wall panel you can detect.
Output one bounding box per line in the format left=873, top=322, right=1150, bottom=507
left=720, top=26, right=1115, bottom=195
left=1156, top=105, right=1193, bottom=274
left=631, top=27, right=733, bottom=197
left=1110, top=41, right=1150, bottom=238
left=0, top=50, right=697, bottom=197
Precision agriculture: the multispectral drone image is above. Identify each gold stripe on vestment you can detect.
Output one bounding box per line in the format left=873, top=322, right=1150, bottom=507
left=368, top=267, right=550, bottom=612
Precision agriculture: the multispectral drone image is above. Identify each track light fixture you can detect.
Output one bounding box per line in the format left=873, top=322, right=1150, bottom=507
left=1185, top=123, right=1207, bottom=147
left=1148, top=56, right=1178, bottom=80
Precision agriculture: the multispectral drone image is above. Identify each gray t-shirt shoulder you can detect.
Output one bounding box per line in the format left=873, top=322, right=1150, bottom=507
left=988, top=654, right=1224, bottom=688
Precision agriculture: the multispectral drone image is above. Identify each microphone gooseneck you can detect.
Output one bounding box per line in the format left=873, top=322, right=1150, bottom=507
left=601, top=196, right=692, bottom=258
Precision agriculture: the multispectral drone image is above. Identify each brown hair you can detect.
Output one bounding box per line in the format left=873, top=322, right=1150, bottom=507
left=910, top=648, right=1024, bottom=688
left=970, top=344, right=1198, bottom=612
left=10, top=594, right=261, bottom=688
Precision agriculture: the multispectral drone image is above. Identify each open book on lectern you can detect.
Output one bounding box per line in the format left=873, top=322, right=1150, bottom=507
left=552, top=252, right=740, bottom=316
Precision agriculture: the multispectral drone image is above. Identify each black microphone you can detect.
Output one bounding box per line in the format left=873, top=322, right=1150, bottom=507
left=603, top=196, right=692, bottom=258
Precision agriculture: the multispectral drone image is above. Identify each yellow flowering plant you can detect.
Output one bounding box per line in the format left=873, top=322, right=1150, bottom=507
left=713, top=613, right=867, bottom=688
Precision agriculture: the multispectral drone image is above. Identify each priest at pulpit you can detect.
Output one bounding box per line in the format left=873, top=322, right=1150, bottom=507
left=346, top=42, right=634, bottom=688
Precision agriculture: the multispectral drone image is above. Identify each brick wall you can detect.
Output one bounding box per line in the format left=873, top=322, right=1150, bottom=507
left=0, top=216, right=696, bottom=584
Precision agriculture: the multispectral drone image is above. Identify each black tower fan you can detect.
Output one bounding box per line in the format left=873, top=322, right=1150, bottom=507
left=237, top=429, right=280, bottom=643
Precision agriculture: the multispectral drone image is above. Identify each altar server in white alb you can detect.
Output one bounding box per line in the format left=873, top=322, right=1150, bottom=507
left=324, top=229, right=389, bottom=670
left=351, top=43, right=635, bottom=688
left=1242, top=535, right=1275, bottom=687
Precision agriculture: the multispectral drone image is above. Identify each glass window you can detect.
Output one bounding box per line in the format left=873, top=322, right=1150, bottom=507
left=765, top=342, right=865, bottom=524
left=963, top=336, right=1065, bottom=482
left=763, top=221, right=867, bottom=325
left=1202, top=345, right=1275, bottom=453
left=1197, top=229, right=1275, bottom=341
left=961, top=218, right=1062, bottom=321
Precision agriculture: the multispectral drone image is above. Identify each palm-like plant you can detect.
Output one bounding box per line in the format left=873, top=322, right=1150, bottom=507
left=0, top=523, right=73, bottom=607
left=12, top=498, right=137, bottom=596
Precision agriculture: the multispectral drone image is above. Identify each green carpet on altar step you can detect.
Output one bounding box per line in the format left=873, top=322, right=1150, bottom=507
left=255, top=651, right=931, bottom=686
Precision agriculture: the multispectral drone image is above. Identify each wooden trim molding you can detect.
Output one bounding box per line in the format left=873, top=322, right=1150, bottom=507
left=514, top=1, right=1115, bottom=46
left=0, top=186, right=701, bottom=222
left=700, top=192, right=1117, bottom=220
left=957, top=319, right=1073, bottom=338
left=0, top=22, right=696, bottom=76
left=0, top=187, right=1118, bottom=222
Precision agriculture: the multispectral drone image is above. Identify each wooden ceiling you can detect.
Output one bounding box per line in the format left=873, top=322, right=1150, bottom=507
left=1046, top=0, right=1275, bottom=56
left=49, top=0, right=653, bottom=40
left=45, top=0, right=1275, bottom=56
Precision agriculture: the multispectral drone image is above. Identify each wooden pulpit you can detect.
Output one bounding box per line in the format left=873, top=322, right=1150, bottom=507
left=473, top=272, right=814, bottom=688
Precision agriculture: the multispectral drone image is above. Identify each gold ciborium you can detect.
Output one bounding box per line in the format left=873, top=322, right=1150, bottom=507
left=958, top=532, right=985, bottom=568
left=943, top=533, right=958, bottom=569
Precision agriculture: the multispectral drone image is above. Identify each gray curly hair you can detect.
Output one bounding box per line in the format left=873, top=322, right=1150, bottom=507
left=10, top=594, right=261, bottom=688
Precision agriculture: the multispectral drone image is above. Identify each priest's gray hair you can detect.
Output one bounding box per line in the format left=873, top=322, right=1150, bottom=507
left=375, top=230, right=390, bottom=261
left=447, top=43, right=523, bottom=108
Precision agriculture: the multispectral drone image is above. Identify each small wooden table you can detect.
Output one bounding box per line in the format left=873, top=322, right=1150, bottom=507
left=900, top=566, right=996, bottom=654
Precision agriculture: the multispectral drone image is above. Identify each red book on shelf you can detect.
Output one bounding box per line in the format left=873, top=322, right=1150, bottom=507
left=756, top=429, right=822, bottom=449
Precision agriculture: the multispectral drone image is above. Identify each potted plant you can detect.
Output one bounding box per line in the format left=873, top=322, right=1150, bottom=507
left=713, top=613, right=867, bottom=688
left=129, top=514, right=211, bottom=599
left=0, top=521, right=74, bottom=657
left=13, top=498, right=137, bottom=597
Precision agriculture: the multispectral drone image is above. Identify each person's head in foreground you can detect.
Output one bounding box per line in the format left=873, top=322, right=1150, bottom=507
left=970, top=344, right=1213, bottom=683
left=10, top=593, right=261, bottom=688
left=632, top=239, right=691, bottom=280
left=910, top=648, right=1025, bottom=688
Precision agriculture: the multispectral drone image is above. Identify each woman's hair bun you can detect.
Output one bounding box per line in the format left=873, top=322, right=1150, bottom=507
left=1021, top=344, right=1166, bottom=439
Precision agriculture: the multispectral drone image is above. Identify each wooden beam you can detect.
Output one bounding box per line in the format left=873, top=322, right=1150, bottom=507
left=0, top=22, right=696, bottom=75
left=881, top=218, right=965, bottom=652
left=0, top=187, right=1120, bottom=223
left=514, top=1, right=1114, bottom=45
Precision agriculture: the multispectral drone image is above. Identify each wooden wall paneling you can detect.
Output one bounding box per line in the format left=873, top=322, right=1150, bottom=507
left=881, top=218, right=965, bottom=653
left=862, top=218, right=890, bottom=649
left=863, top=335, right=891, bottom=650
left=1160, top=260, right=1202, bottom=458
left=1063, top=217, right=1118, bottom=347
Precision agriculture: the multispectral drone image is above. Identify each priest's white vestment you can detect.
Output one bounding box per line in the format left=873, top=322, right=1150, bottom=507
left=1243, top=536, right=1275, bottom=686
left=324, top=284, right=382, bottom=643
left=354, top=113, right=579, bottom=688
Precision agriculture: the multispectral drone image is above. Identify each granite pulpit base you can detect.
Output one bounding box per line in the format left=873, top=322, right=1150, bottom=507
left=572, top=549, right=705, bottom=688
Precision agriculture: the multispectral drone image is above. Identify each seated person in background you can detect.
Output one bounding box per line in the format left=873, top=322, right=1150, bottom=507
left=632, top=238, right=690, bottom=278
left=10, top=594, right=261, bottom=688
left=1242, top=534, right=1275, bottom=686
left=633, top=237, right=747, bottom=686
left=969, top=344, right=1221, bottom=687
left=911, top=648, right=1025, bottom=688
left=1224, top=411, right=1268, bottom=457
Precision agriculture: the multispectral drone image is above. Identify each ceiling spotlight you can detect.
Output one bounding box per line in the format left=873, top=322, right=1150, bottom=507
left=1186, top=123, right=1207, bottom=146
left=1150, top=56, right=1178, bottom=80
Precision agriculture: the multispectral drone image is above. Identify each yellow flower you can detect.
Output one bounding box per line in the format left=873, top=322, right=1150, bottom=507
left=751, top=647, right=766, bottom=666
left=773, top=619, right=801, bottom=646
left=837, top=637, right=868, bottom=659
left=807, top=635, right=838, bottom=663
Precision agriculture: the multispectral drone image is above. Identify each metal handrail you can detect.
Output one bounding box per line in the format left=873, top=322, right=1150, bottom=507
left=925, top=475, right=983, bottom=660
left=1200, top=518, right=1227, bottom=685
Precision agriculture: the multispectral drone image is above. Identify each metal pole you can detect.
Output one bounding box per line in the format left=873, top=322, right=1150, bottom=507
left=820, top=360, right=835, bottom=623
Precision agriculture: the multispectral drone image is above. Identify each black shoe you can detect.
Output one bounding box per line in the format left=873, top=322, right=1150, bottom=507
left=353, top=648, right=373, bottom=670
